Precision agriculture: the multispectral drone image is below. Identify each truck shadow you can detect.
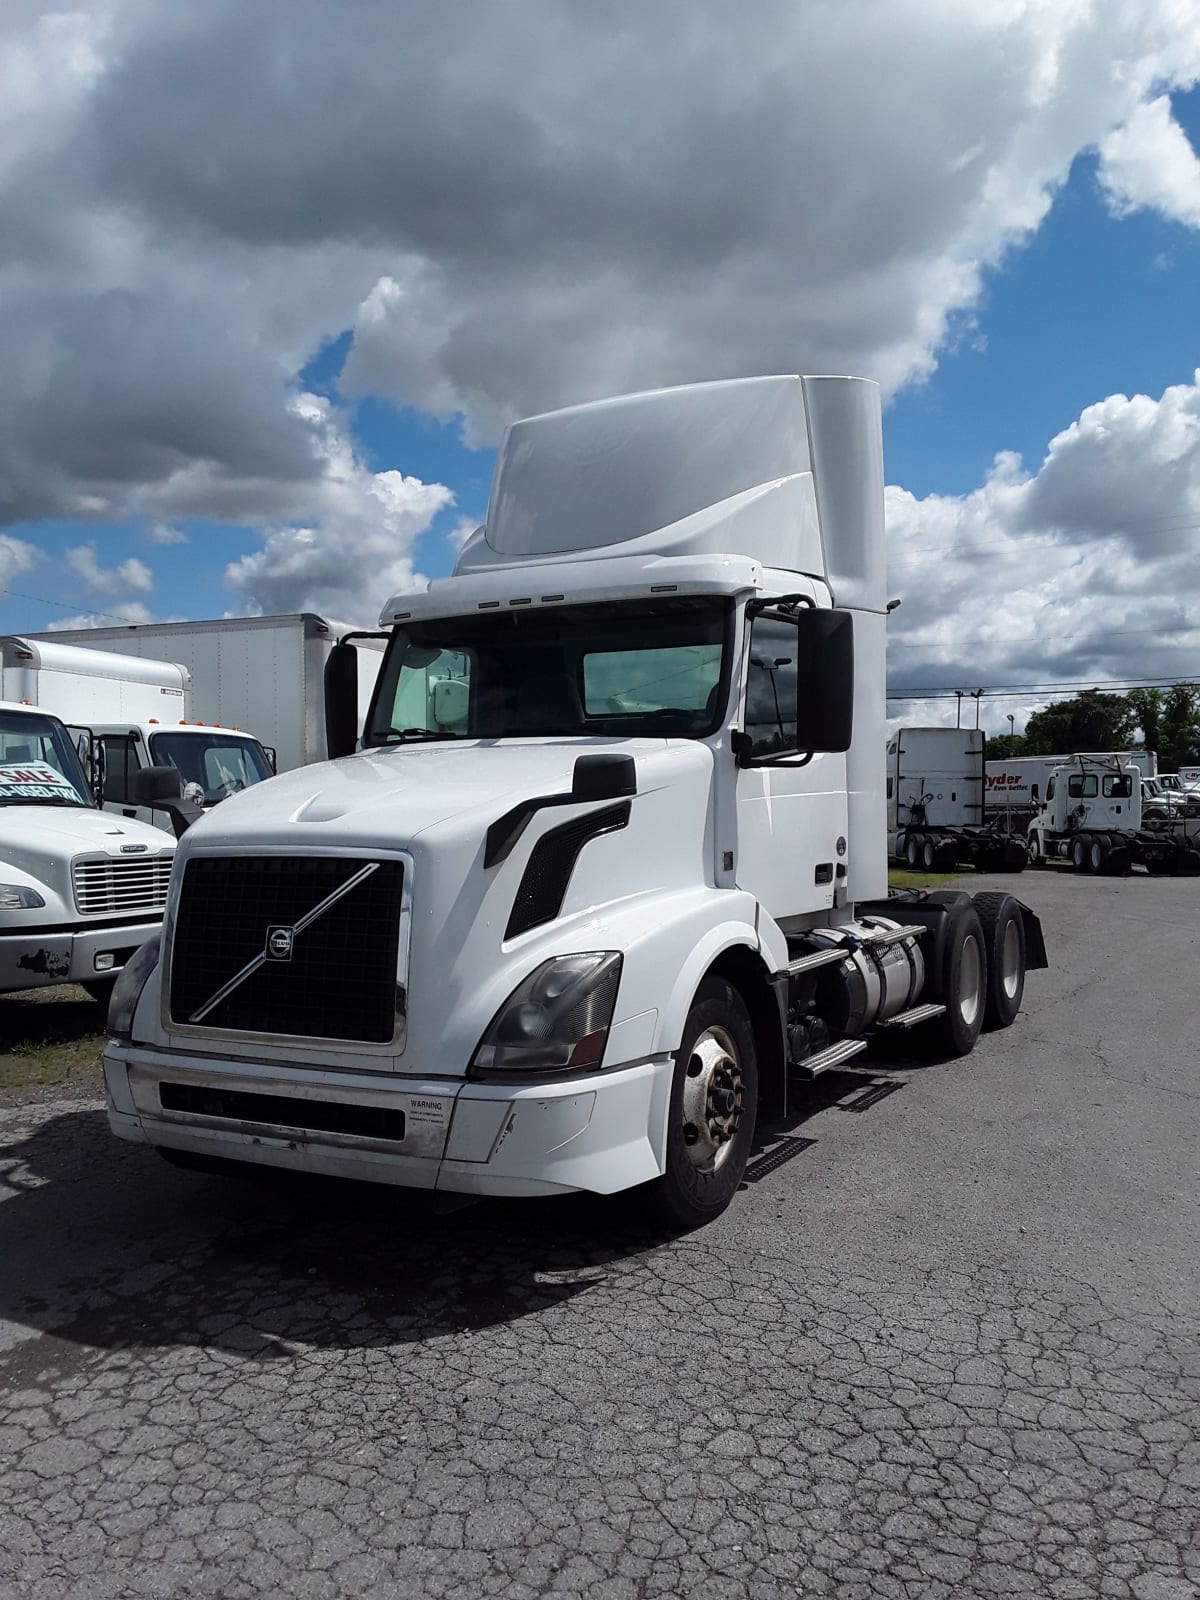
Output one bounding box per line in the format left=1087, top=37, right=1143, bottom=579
left=0, top=1108, right=679, bottom=1367
left=0, top=987, right=105, bottom=1053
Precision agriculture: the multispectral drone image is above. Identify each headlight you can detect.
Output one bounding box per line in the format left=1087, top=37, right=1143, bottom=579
left=0, top=884, right=45, bottom=910
left=470, top=952, right=622, bottom=1075
left=107, top=935, right=161, bottom=1043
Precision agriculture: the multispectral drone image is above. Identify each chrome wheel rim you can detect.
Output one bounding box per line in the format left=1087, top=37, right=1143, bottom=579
left=1001, top=918, right=1021, bottom=1001
left=958, top=934, right=983, bottom=1028
left=681, top=1026, right=744, bottom=1173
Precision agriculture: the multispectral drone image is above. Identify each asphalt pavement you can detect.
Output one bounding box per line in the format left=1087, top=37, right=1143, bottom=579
left=1, top=871, right=1198, bottom=1599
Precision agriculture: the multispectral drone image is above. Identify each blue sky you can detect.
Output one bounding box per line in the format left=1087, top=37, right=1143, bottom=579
left=2, top=3, right=1199, bottom=729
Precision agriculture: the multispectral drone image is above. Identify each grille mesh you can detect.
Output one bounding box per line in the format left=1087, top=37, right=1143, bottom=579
left=168, top=856, right=404, bottom=1044
left=73, top=854, right=174, bottom=917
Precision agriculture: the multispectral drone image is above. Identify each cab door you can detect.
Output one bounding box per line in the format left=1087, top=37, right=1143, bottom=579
left=734, top=607, right=850, bottom=923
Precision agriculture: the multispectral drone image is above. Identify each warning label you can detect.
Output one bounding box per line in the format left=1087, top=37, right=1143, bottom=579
left=406, top=1095, right=449, bottom=1128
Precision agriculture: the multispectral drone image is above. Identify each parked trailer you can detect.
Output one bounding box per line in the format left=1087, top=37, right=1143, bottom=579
left=104, top=375, right=1048, bottom=1230
left=31, top=614, right=385, bottom=775
left=1027, top=762, right=1200, bottom=876
left=887, top=727, right=1027, bottom=872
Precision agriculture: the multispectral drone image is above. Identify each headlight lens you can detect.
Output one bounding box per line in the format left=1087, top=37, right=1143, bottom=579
left=0, top=884, right=45, bottom=910
left=107, top=935, right=161, bottom=1043
left=470, top=952, right=622, bottom=1075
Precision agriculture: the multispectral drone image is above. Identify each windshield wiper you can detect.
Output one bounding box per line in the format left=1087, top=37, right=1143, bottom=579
left=375, top=728, right=457, bottom=744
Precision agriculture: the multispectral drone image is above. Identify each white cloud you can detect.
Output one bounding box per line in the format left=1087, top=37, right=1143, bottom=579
left=885, top=373, right=1200, bottom=732
left=1099, top=94, right=1200, bottom=229
left=65, top=542, right=154, bottom=595
left=222, top=393, right=454, bottom=625
left=0, top=532, right=40, bottom=588
left=44, top=600, right=157, bottom=631
left=0, top=0, right=1198, bottom=540
left=148, top=522, right=188, bottom=545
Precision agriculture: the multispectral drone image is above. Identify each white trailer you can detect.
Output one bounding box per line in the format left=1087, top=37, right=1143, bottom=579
left=103, top=375, right=1048, bottom=1229
left=886, top=727, right=1026, bottom=872
left=1, top=636, right=274, bottom=834
left=0, top=701, right=175, bottom=1003
left=31, top=614, right=384, bottom=775
left=1027, top=761, right=1200, bottom=875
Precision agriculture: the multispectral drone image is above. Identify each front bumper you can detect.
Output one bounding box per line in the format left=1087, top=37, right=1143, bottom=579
left=103, top=1044, right=674, bottom=1198
left=0, top=919, right=161, bottom=994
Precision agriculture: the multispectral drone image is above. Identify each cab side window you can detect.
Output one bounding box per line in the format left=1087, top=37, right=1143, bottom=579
left=745, top=616, right=798, bottom=758
left=100, top=736, right=137, bottom=804
left=1102, top=774, right=1132, bottom=798
left=1067, top=774, right=1098, bottom=799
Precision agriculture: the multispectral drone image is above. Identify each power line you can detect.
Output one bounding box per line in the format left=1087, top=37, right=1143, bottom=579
left=889, top=620, right=1199, bottom=650
left=0, top=585, right=149, bottom=627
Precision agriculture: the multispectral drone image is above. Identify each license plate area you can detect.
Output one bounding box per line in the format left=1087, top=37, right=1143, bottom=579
left=158, top=1081, right=406, bottom=1143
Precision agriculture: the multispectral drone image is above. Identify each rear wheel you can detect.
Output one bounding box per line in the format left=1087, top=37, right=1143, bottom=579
left=1071, top=836, right=1089, bottom=872
left=923, top=898, right=986, bottom=1058
left=920, top=836, right=936, bottom=872
left=1088, top=836, right=1108, bottom=875
left=645, top=977, right=758, bottom=1231
left=905, top=834, right=922, bottom=868
left=972, top=892, right=1026, bottom=1029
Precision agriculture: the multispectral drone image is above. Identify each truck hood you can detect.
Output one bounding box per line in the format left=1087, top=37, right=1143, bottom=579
left=183, top=738, right=680, bottom=852
left=0, top=804, right=172, bottom=866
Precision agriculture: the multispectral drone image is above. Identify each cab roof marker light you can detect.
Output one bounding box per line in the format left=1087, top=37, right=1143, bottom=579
left=393, top=612, right=411, bottom=622
left=541, top=594, right=565, bottom=603
left=479, top=600, right=501, bottom=609
left=650, top=584, right=678, bottom=593
left=509, top=597, right=532, bottom=606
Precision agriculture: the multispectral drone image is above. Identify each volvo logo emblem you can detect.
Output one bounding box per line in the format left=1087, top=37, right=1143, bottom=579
left=265, top=926, right=295, bottom=962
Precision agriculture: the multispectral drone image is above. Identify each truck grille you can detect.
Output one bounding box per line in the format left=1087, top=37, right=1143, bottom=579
left=168, top=856, right=405, bottom=1045
left=73, top=854, right=174, bottom=917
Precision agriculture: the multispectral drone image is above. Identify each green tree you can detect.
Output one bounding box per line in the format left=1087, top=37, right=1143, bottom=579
left=1158, top=682, right=1200, bottom=773
left=1023, top=689, right=1135, bottom=755
left=1124, top=687, right=1163, bottom=757
left=984, top=733, right=1028, bottom=760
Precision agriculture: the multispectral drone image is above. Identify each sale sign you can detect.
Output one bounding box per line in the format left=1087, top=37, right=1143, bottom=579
left=0, top=763, right=82, bottom=801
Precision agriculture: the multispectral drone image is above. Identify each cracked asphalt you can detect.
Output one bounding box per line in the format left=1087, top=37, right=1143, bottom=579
left=1, top=873, right=1198, bottom=1599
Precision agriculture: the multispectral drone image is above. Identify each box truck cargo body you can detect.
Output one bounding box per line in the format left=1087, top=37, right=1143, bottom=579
left=886, top=727, right=1026, bottom=872
left=32, top=615, right=384, bottom=775
left=104, top=376, right=1048, bottom=1229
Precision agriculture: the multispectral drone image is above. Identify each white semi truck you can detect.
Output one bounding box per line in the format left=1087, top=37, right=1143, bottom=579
left=102, top=376, right=1047, bottom=1228
left=1027, top=759, right=1200, bottom=875
left=33, top=614, right=385, bottom=775
left=1, top=636, right=274, bottom=833
left=0, top=700, right=176, bottom=1004
left=886, top=727, right=1027, bottom=872
left=984, top=750, right=1158, bottom=826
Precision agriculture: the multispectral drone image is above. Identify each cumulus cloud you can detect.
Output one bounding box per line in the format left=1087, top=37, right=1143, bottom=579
left=1099, top=95, right=1200, bottom=229
left=2, top=0, right=1200, bottom=536
left=148, top=523, right=189, bottom=545
left=44, top=601, right=157, bottom=632
left=65, top=542, right=153, bottom=595
left=885, top=374, right=1200, bottom=731
left=0, top=533, right=40, bottom=589
left=222, top=394, right=454, bottom=625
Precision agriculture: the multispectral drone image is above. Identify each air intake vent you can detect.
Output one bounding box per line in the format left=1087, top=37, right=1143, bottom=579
left=506, top=802, right=630, bottom=939
left=168, top=855, right=405, bottom=1044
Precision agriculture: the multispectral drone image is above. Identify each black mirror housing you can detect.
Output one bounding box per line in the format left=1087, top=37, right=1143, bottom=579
left=130, top=765, right=184, bottom=804
left=793, top=609, right=854, bottom=754
left=324, top=642, right=360, bottom=759
left=572, top=754, right=637, bottom=802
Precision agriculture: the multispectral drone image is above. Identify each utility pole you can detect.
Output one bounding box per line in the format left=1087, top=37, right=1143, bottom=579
left=972, top=689, right=984, bottom=729
left=955, top=690, right=963, bottom=729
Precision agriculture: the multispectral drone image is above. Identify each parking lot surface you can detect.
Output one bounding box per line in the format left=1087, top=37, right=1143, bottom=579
left=1, top=872, right=1198, bottom=1599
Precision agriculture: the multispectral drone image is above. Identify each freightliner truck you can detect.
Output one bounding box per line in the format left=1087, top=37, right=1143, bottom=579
left=103, top=376, right=1047, bottom=1227
left=1027, top=759, right=1200, bottom=875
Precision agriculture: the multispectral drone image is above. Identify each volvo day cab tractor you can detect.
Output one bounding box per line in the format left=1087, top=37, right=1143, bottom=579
left=0, top=701, right=175, bottom=1004
left=887, top=727, right=1026, bottom=872
left=103, top=376, right=1047, bottom=1228
left=1028, top=760, right=1200, bottom=875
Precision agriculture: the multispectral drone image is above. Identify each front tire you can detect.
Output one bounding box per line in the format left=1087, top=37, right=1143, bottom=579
left=645, top=977, right=758, bottom=1231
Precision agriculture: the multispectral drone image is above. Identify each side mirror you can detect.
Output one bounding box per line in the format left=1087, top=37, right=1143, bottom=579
left=129, top=765, right=201, bottom=838
left=324, top=641, right=360, bottom=759
left=130, top=765, right=184, bottom=804
left=792, top=608, right=854, bottom=754
left=571, top=753, right=637, bottom=802
left=263, top=745, right=277, bottom=775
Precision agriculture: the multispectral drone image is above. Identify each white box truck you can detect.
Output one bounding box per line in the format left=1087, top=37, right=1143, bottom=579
left=2, top=636, right=275, bottom=833
left=103, top=376, right=1047, bottom=1229
left=886, top=727, right=1027, bottom=872
left=0, top=700, right=175, bottom=1004
left=32, top=614, right=384, bottom=776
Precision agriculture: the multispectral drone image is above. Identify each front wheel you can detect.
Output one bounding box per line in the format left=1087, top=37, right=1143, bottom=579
left=644, top=977, right=758, bottom=1231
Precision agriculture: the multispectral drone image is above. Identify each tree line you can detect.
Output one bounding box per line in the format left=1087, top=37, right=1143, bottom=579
left=984, top=684, right=1200, bottom=772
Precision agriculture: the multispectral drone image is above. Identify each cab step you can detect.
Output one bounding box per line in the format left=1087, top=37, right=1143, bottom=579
left=792, top=1037, right=868, bottom=1078
left=878, top=1001, right=946, bottom=1028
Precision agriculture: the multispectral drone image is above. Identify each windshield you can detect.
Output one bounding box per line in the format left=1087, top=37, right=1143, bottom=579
left=365, top=598, right=729, bottom=744
left=149, top=732, right=272, bottom=804
left=0, top=709, right=92, bottom=807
